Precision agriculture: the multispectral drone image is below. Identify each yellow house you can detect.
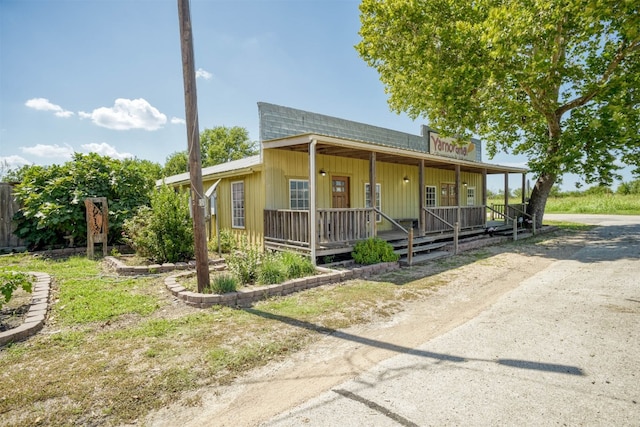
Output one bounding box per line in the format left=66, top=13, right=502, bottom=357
left=162, top=103, right=528, bottom=263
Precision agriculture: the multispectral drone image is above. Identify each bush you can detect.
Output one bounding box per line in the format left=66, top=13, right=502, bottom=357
left=208, top=274, right=237, bottom=294
left=208, top=228, right=238, bottom=254
left=0, top=271, right=33, bottom=310
left=352, top=237, right=399, bottom=265
left=122, top=186, right=194, bottom=264
left=279, top=251, right=315, bottom=279
left=226, top=242, right=262, bottom=285
left=258, top=253, right=287, bottom=285
left=12, top=153, right=160, bottom=250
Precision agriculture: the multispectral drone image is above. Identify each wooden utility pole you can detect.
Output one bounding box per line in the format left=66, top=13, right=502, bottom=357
left=178, top=0, right=209, bottom=292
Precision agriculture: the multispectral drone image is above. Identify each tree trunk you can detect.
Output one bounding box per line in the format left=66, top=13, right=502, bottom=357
left=527, top=172, right=556, bottom=227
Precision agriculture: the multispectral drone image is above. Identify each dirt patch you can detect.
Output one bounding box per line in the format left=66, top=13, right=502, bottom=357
left=141, top=230, right=588, bottom=427
left=0, top=288, right=31, bottom=332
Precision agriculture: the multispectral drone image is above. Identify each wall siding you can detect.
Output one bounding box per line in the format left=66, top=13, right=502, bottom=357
left=264, top=149, right=485, bottom=231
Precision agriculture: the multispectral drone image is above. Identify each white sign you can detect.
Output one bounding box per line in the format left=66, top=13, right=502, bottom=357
left=429, top=132, right=477, bottom=161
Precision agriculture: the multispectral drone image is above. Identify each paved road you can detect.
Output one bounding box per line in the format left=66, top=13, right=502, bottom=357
left=263, top=215, right=640, bottom=426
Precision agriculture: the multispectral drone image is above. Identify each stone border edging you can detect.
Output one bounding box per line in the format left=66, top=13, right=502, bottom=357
left=165, top=262, right=400, bottom=308
left=104, top=256, right=225, bottom=276
left=0, top=272, right=51, bottom=346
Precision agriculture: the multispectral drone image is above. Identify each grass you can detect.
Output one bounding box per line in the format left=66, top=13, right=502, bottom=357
left=488, top=193, right=640, bottom=215
left=544, top=194, right=640, bottom=214
left=0, top=252, right=448, bottom=426
left=0, top=225, right=587, bottom=425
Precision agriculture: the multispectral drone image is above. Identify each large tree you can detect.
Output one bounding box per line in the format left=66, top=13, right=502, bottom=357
left=201, top=126, right=257, bottom=166
left=357, top=0, right=639, bottom=225
left=162, top=126, right=257, bottom=177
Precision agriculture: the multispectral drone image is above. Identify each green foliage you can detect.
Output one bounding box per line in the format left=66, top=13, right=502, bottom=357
left=162, top=151, right=189, bottom=177
left=226, top=242, right=262, bottom=285
left=617, top=179, right=640, bottom=195
left=0, top=271, right=33, bottom=310
left=357, top=0, right=640, bottom=222
left=123, top=186, right=194, bottom=264
left=258, top=253, right=287, bottom=285
left=11, top=153, right=161, bottom=250
left=208, top=274, right=238, bottom=294
left=352, top=237, right=399, bottom=265
left=279, top=251, right=315, bottom=279
left=200, top=126, right=258, bottom=166
left=208, top=228, right=238, bottom=254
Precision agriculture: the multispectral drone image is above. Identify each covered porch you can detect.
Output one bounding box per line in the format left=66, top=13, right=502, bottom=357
left=262, top=133, right=529, bottom=262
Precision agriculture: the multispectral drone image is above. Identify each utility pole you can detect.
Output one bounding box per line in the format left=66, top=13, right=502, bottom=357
left=177, top=0, right=209, bottom=292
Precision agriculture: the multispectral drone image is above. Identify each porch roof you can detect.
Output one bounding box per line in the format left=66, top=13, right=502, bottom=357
left=262, top=133, right=527, bottom=175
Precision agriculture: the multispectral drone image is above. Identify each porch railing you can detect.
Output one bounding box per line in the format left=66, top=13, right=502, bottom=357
left=264, top=209, right=310, bottom=246
left=422, top=206, right=486, bottom=233
left=264, top=208, right=374, bottom=246
left=317, top=208, right=373, bottom=243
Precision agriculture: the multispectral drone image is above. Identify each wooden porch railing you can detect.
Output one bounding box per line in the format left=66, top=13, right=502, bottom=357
left=422, top=206, right=485, bottom=233
left=264, top=209, right=310, bottom=246
left=317, top=208, right=373, bottom=243
left=264, top=208, right=374, bottom=246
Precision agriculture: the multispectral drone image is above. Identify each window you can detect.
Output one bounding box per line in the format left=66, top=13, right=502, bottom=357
left=231, top=181, right=245, bottom=228
left=364, top=183, right=382, bottom=222
left=466, top=187, right=476, bottom=206
left=425, top=186, right=437, bottom=207
left=289, top=179, right=309, bottom=210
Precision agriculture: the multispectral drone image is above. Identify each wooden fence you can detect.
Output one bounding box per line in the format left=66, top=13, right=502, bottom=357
left=0, top=183, right=25, bottom=249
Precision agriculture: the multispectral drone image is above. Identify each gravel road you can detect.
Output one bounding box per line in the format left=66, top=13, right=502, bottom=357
left=263, top=215, right=640, bottom=426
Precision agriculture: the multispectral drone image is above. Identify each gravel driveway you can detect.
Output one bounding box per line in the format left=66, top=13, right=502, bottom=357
left=263, top=215, right=640, bottom=426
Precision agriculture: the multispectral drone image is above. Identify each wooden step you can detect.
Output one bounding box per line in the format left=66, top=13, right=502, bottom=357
left=394, top=241, right=448, bottom=256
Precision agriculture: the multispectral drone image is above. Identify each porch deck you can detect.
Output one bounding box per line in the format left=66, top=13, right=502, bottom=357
left=263, top=206, right=521, bottom=259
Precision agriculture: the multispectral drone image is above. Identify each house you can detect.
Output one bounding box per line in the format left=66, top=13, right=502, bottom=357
left=161, top=102, right=528, bottom=264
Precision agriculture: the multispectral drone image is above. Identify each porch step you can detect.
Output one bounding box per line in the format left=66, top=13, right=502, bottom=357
left=393, top=241, right=448, bottom=256
left=399, top=249, right=449, bottom=266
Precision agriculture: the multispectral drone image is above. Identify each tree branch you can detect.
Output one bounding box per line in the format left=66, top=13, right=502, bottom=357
left=556, top=38, right=640, bottom=117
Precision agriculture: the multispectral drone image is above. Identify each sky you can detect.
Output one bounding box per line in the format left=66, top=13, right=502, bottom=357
left=0, top=0, right=634, bottom=192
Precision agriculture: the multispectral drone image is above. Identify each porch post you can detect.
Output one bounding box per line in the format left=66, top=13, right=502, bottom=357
left=522, top=173, right=526, bottom=204
left=455, top=164, right=461, bottom=225
left=309, top=139, right=318, bottom=265
left=504, top=173, right=509, bottom=223
left=482, top=168, right=487, bottom=226
left=419, top=159, right=425, bottom=236
left=369, top=152, right=377, bottom=237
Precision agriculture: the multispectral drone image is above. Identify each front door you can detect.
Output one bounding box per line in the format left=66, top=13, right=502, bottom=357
left=332, top=176, right=350, bottom=208
left=440, top=183, right=457, bottom=206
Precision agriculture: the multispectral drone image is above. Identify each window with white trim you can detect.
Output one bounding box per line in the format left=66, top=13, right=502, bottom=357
left=231, top=181, right=245, bottom=228
left=425, top=186, right=437, bottom=207
left=364, top=183, right=382, bottom=222
left=289, top=179, right=309, bottom=210
left=466, top=187, right=476, bottom=206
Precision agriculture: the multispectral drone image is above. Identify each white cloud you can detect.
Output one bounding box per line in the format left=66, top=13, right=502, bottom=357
left=21, top=143, right=74, bottom=159
left=81, top=142, right=133, bottom=160
left=0, top=155, right=31, bottom=170
left=25, top=98, right=74, bottom=118
left=196, top=68, right=213, bottom=80
left=171, top=117, right=186, bottom=125
left=79, top=98, right=167, bottom=131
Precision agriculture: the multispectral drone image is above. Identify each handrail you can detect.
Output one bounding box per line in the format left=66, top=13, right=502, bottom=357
left=422, top=207, right=455, bottom=229
left=374, top=208, right=408, bottom=234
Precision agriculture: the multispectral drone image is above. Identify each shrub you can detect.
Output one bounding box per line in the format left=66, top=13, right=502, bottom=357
left=258, top=253, right=287, bottom=285
left=208, top=228, right=237, bottom=254
left=209, top=274, right=237, bottom=294
left=279, top=251, right=315, bottom=279
left=226, top=242, right=262, bottom=285
left=352, top=237, right=399, bottom=265
left=122, top=186, right=194, bottom=264
left=0, top=271, right=33, bottom=310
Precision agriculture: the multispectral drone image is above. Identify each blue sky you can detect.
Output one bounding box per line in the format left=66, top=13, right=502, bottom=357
left=0, top=0, right=632, bottom=191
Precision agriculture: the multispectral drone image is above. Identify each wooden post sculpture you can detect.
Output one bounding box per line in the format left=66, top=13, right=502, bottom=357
left=85, top=197, right=108, bottom=258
